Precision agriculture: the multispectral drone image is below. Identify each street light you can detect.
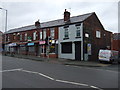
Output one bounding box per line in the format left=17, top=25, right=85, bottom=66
left=0, top=7, right=8, bottom=53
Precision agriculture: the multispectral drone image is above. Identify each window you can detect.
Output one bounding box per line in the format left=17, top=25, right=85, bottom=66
left=76, top=26, right=81, bottom=37
left=64, top=28, right=69, bottom=38
left=13, top=33, right=16, bottom=40
left=28, top=46, right=35, bottom=52
left=50, top=28, right=55, bottom=39
left=20, top=34, right=22, bottom=41
left=96, top=31, right=101, bottom=38
left=61, top=42, right=72, bottom=53
left=49, top=44, right=55, bottom=53
left=43, top=29, right=46, bottom=39
left=40, top=31, right=42, bottom=40
left=8, top=35, right=10, bottom=42
left=20, top=46, right=26, bottom=51
left=33, top=31, right=37, bottom=40
left=25, top=33, right=27, bottom=41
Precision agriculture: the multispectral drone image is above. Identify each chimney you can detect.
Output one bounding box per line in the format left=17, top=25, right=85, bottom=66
left=35, top=19, right=40, bottom=28
left=64, top=9, right=70, bottom=22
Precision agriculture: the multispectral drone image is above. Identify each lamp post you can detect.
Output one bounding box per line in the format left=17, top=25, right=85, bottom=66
left=0, top=8, right=8, bottom=53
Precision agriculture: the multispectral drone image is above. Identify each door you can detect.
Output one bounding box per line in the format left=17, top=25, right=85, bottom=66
left=75, top=42, right=81, bottom=60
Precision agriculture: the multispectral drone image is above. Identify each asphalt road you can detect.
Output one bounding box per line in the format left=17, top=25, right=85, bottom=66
left=2, top=56, right=119, bottom=89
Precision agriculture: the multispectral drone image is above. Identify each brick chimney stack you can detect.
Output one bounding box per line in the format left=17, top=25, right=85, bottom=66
left=35, top=19, right=40, bottom=28
left=64, top=9, right=70, bottom=22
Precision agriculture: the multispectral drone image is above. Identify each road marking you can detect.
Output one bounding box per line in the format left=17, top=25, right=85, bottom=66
left=55, top=79, right=89, bottom=86
left=38, top=73, right=54, bottom=80
left=2, top=68, right=103, bottom=89
left=20, top=69, right=102, bottom=89
left=20, top=69, right=54, bottom=81
left=0, top=68, right=23, bottom=72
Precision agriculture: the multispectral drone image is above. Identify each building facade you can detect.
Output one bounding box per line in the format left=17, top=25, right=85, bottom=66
left=3, top=9, right=112, bottom=61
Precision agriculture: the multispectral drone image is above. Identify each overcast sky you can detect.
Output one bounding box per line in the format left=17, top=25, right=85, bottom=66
left=0, top=0, right=119, bottom=33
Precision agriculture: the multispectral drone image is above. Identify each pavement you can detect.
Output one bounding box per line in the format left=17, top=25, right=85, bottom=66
left=3, top=53, right=111, bottom=67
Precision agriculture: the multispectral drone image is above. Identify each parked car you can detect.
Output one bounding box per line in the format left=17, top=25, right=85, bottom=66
left=98, top=49, right=120, bottom=63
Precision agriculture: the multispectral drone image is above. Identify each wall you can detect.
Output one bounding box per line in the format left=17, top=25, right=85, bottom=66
left=58, top=23, right=83, bottom=60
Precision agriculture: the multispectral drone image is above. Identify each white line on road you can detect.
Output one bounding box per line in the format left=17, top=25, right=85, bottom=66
left=20, top=69, right=54, bottom=81
left=55, top=79, right=89, bottom=86
left=0, top=68, right=23, bottom=72
left=2, top=68, right=103, bottom=90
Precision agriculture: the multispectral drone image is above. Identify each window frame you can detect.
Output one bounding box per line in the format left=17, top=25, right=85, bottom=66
left=76, top=26, right=81, bottom=37
left=96, top=30, right=101, bottom=38
left=64, top=27, right=69, bottom=39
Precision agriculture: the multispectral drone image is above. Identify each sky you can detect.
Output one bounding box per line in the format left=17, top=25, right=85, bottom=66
left=0, top=0, right=119, bottom=33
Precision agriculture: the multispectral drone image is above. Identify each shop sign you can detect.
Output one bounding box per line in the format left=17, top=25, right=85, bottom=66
left=27, top=43, right=34, bottom=46
left=8, top=43, right=17, bottom=46
left=39, top=41, right=45, bottom=45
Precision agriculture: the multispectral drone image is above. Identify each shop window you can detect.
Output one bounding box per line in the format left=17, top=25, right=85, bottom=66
left=28, top=46, right=35, bottom=52
left=49, top=45, right=55, bottom=53
left=41, top=45, right=46, bottom=53
left=61, top=42, right=72, bottom=53
left=20, top=46, right=26, bottom=51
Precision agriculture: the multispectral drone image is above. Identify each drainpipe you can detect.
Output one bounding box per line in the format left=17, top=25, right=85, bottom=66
left=81, top=23, right=83, bottom=61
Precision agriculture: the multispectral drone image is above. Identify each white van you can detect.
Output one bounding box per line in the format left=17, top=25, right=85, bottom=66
left=98, top=49, right=120, bottom=63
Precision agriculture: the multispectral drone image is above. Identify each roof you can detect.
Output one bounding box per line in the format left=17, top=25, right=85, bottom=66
left=5, top=12, right=94, bottom=34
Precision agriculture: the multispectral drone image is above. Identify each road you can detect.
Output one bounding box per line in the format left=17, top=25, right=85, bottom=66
left=2, top=56, right=119, bottom=89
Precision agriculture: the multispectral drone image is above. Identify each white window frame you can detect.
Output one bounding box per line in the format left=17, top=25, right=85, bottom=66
left=96, top=31, right=101, bottom=38
left=64, top=27, right=69, bottom=38
left=76, top=26, right=81, bottom=37
left=40, top=31, right=42, bottom=40
left=43, top=29, right=46, bottom=39
left=50, top=28, right=55, bottom=39
left=33, top=32, right=37, bottom=40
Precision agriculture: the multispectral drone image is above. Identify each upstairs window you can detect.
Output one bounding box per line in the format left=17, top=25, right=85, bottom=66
left=96, top=31, right=101, bottom=38
left=25, top=33, right=27, bottom=41
left=20, top=34, right=22, bottom=41
left=64, top=27, right=69, bottom=38
left=40, top=31, right=42, bottom=40
left=50, top=28, right=55, bottom=39
left=43, top=29, right=46, bottom=40
left=33, top=31, right=37, bottom=40
left=76, top=26, right=81, bottom=37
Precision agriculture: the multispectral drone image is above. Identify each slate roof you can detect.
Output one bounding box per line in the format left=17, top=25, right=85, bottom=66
left=5, top=12, right=94, bottom=34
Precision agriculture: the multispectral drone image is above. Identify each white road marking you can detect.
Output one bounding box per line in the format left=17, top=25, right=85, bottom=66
left=38, top=73, right=54, bottom=80
left=0, top=68, right=23, bottom=72
left=90, top=85, right=103, bottom=90
left=2, top=68, right=103, bottom=89
left=20, top=69, right=54, bottom=81
left=55, top=79, right=89, bottom=86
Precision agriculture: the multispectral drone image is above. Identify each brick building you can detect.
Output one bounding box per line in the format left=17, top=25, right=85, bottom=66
left=3, top=9, right=112, bottom=61
left=112, top=33, right=120, bottom=51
